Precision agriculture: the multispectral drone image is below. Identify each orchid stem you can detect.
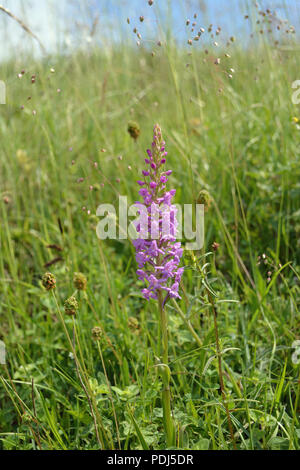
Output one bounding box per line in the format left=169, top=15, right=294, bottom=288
left=158, top=290, right=175, bottom=447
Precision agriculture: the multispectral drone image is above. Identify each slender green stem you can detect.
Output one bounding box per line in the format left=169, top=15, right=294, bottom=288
left=172, top=299, right=202, bottom=348
left=96, top=340, right=121, bottom=450
left=158, top=290, right=175, bottom=447
left=207, top=290, right=237, bottom=450
left=51, top=291, right=109, bottom=449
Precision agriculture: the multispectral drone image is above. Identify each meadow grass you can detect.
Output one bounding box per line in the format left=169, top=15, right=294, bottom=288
left=0, top=5, right=299, bottom=450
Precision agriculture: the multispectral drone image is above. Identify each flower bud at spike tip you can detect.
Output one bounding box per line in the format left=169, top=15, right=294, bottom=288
left=128, top=121, right=141, bottom=141
left=42, top=272, right=56, bottom=291
left=73, top=272, right=87, bottom=291
left=64, top=296, right=78, bottom=316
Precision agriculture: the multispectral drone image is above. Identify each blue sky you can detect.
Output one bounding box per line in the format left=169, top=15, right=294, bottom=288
left=0, top=0, right=299, bottom=61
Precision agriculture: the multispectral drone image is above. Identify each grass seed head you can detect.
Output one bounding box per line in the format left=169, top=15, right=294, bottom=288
left=128, top=316, right=140, bottom=332
left=21, top=412, right=34, bottom=425
left=196, top=189, right=212, bottom=212
left=64, top=296, right=78, bottom=316
left=128, top=121, right=141, bottom=141
left=42, top=272, right=56, bottom=291
left=73, top=272, right=87, bottom=291
left=212, top=242, right=220, bottom=251
left=92, top=326, right=103, bottom=341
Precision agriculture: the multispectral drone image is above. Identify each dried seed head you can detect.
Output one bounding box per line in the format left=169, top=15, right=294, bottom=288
left=148, top=0, right=154, bottom=5
left=64, top=296, right=78, bottom=316
left=73, top=272, right=87, bottom=291
left=92, top=326, right=103, bottom=341
left=139, top=16, right=144, bottom=22
left=42, top=272, right=56, bottom=291
left=128, top=121, right=141, bottom=141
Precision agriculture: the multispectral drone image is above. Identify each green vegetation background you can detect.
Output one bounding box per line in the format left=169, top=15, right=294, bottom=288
left=0, top=7, right=299, bottom=450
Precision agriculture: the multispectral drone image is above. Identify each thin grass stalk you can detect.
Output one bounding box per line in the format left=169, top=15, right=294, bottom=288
left=72, top=324, right=103, bottom=449
left=51, top=290, right=109, bottom=449
left=207, top=290, right=237, bottom=450
left=172, top=299, right=202, bottom=348
left=96, top=340, right=121, bottom=449
left=2, top=366, right=42, bottom=450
